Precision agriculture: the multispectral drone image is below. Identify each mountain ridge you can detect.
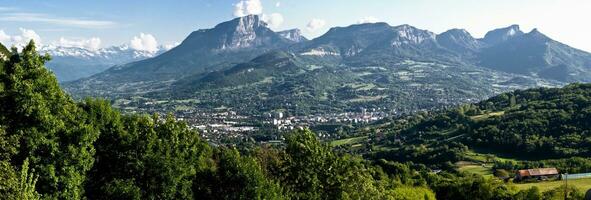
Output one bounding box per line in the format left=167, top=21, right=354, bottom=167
left=67, top=15, right=297, bottom=94
left=478, top=28, right=591, bottom=82
left=64, top=16, right=589, bottom=115
left=42, top=45, right=168, bottom=82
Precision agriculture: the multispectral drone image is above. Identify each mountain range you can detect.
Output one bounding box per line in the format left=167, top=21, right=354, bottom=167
left=64, top=15, right=591, bottom=114
left=41, top=45, right=168, bottom=82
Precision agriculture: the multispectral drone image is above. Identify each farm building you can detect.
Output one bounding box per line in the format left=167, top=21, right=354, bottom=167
left=515, top=168, right=559, bottom=181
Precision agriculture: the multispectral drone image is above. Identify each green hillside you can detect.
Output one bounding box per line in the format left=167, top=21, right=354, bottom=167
left=366, top=83, right=591, bottom=170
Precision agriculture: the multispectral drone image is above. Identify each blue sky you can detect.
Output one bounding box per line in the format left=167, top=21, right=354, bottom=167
left=1, top=0, right=591, bottom=52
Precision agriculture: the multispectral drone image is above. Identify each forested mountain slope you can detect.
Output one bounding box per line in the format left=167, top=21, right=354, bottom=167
left=369, top=83, right=591, bottom=166
left=63, top=19, right=591, bottom=116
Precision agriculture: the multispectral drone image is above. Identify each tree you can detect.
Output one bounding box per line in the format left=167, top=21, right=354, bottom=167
left=388, top=186, right=435, bottom=200
left=280, top=129, right=390, bottom=199
left=193, top=148, right=284, bottom=200
left=85, top=111, right=213, bottom=199
left=513, top=187, right=541, bottom=200
left=0, top=159, right=40, bottom=200
left=509, top=95, right=517, bottom=107
left=0, top=41, right=99, bottom=199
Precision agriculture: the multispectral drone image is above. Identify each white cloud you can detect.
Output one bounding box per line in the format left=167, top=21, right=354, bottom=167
left=0, top=28, right=42, bottom=48
left=275, top=2, right=281, bottom=7
left=18, top=28, right=42, bottom=46
left=0, top=30, right=10, bottom=44
left=130, top=33, right=159, bottom=52
left=0, top=13, right=116, bottom=29
left=163, top=42, right=180, bottom=50
left=306, top=18, right=326, bottom=32
left=233, top=0, right=263, bottom=17
left=56, top=37, right=101, bottom=51
left=357, top=16, right=379, bottom=24
left=262, top=13, right=284, bottom=29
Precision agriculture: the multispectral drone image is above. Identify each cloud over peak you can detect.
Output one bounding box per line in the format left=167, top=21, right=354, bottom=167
left=56, top=37, right=102, bottom=51
left=130, top=33, right=159, bottom=52
left=357, top=16, right=379, bottom=24
left=233, top=0, right=284, bottom=29
left=306, top=18, right=326, bottom=32
left=262, top=13, right=284, bottom=29
left=233, top=0, right=263, bottom=17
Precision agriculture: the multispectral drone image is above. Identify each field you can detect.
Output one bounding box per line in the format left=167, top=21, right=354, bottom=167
left=470, top=111, right=505, bottom=121
left=458, top=163, right=494, bottom=179
left=513, top=178, right=591, bottom=192
left=463, top=150, right=519, bottom=163
left=330, top=136, right=368, bottom=146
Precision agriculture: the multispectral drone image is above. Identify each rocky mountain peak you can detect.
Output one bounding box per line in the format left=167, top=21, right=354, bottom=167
left=526, top=28, right=549, bottom=40
left=437, top=28, right=482, bottom=52
left=391, top=24, right=436, bottom=46
left=278, top=29, right=308, bottom=43
left=481, top=24, right=524, bottom=45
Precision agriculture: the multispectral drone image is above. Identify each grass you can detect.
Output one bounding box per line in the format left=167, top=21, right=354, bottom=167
left=464, top=149, right=519, bottom=163
left=331, top=136, right=368, bottom=146
left=470, top=111, right=505, bottom=121
left=457, top=149, right=521, bottom=179
left=458, top=163, right=494, bottom=179
left=512, top=178, right=591, bottom=192
left=347, top=95, right=387, bottom=103
left=372, top=145, right=394, bottom=152
left=174, top=105, right=193, bottom=111
left=343, top=83, right=376, bottom=91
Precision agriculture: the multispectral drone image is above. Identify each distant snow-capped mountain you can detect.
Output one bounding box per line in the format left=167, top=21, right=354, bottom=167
left=41, top=45, right=170, bottom=82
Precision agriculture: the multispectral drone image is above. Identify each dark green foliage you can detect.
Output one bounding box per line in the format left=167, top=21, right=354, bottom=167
left=101, top=179, right=141, bottom=200
left=0, top=41, right=98, bottom=199
left=0, top=42, right=9, bottom=59
left=0, top=159, right=40, bottom=200
left=469, top=84, right=591, bottom=158
left=427, top=173, right=515, bottom=200
left=370, top=142, right=468, bottom=169
left=513, top=187, right=542, bottom=200
left=193, top=148, right=284, bottom=200
left=494, top=157, right=591, bottom=174
left=371, top=83, right=591, bottom=165
left=388, top=186, right=436, bottom=200
left=83, top=107, right=212, bottom=199
left=280, top=129, right=405, bottom=200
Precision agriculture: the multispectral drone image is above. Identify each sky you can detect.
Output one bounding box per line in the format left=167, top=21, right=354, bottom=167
left=1, top=0, right=591, bottom=52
